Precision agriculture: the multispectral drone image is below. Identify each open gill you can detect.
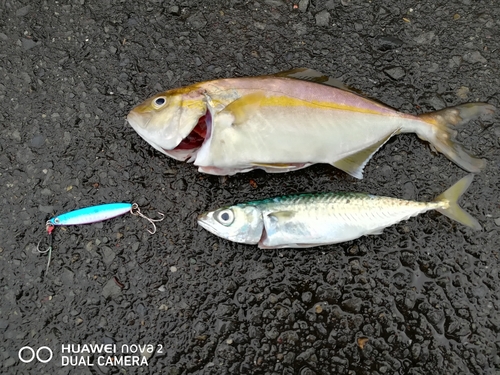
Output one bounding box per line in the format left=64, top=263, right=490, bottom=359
left=174, top=112, right=211, bottom=150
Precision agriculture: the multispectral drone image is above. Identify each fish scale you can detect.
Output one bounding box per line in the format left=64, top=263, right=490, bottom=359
left=253, top=193, right=438, bottom=248
left=248, top=193, right=435, bottom=218
left=198, top=175, right=480, bottom=249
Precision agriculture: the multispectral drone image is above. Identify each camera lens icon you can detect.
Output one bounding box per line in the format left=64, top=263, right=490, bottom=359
left=18, top=346, right=53, bottom=363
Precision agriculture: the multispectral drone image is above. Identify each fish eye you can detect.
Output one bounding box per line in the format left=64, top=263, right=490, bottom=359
left=215, top=209, right=234, bottom=226
left=153, top=96, right=167, bottom=108
left=54, top=218, right=60, bottom=224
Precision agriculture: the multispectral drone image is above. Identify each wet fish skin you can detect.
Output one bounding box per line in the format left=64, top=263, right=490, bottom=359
left=127, top=69, right=496, bottom=178
left=197, top=175, right=481, bottom=249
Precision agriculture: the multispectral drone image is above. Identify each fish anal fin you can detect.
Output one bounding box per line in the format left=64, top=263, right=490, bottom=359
left=332, top=130, right=398, bottom=179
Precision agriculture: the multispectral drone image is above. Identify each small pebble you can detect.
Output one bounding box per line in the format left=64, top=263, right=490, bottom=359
left=31, top=134, right=45, bottom=148
left=315, top=10, right=330, bottom=26
left=376, top=36, right=403, bottom=51
left=4, top=358, right=16, bottom=367
left=102, top=279, right=122, bottom=299
left=21, top=38, right=37, bottom=50
left=384, top=66, right=406, bottom=80
left=38, top=205, right=54, bottom=214
left=264, top=0, right=285, bottom=6
left=456, top=86, right=469, bottom=99
left=463, top=51, right=487, bottom=64
left=298, top=0, right=309, bottom=12
left=357, top=337, right=369, bottom=349
left=415, top=31, right=435, bottom=44
left=325, top=0, right=335, bottom=9
left=16, top=5, right=30, bottom=17
left=168, top=5, right=180, bottom=15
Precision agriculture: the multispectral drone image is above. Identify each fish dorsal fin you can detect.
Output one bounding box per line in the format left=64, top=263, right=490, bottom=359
left=332, top=129, right=399, bottom=179
left=267, top=68, right=361, bottom=94
left=267, top=68, right=395, bottom=109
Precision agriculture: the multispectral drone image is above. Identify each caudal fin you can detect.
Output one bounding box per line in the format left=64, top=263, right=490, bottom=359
left=418, top=103, right=495, bottom=172
left=434, top=174, right=481, bottom=230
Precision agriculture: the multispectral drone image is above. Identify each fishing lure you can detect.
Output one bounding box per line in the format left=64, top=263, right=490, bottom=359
left=38, top=203, right=164, bottom=272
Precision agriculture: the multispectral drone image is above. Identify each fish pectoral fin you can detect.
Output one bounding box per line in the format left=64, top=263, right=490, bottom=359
left=220, top=91, right=265, bottom=126
left=266, top=211, right=296, bottom=223
left=332, top=130, right=398, bottom=179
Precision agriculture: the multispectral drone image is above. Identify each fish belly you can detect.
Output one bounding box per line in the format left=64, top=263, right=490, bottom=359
left=195, top=105, right=407, bottom=170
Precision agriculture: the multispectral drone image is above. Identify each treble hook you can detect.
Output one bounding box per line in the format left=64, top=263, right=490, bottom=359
left=37, top=222, right=54, bottom=272
left=130, top=203, right=165, bottom=234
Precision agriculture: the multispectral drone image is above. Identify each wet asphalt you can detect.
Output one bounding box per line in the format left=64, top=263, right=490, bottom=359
left=1, top=0, right=499, bottom=374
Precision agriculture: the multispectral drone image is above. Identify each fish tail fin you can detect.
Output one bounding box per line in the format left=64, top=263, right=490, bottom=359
left=417, top=103, right=495, bottom=172
left=434, top=174, right=481, bottom=230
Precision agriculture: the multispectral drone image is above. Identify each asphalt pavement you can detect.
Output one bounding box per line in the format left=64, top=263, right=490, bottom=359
left=1, top=0, right=499, bottom=374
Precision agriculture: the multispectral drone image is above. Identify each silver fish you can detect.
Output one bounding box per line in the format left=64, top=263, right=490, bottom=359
left=198, top=175, right=481, bottom=249
left=127, top=68, right=495, bottom=178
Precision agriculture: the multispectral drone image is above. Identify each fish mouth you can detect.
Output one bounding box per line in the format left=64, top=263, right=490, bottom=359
left=127, top=107, right=211, bottom=163
left=197, top=212, right=216, bottom=233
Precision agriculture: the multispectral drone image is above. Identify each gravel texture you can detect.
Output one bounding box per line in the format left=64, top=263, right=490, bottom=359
left=1, top=1, right=499, bottom=374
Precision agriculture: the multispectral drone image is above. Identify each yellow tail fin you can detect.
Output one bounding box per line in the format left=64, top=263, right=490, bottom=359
left=418, top=103, right=495, bottom=173
left=434, top=174, right=481, bottom=230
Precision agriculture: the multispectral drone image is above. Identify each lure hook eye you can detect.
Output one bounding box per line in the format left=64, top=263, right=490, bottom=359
left=130, top=203, right=165, bottom=234
left=36, top=239, right=51, bottom=254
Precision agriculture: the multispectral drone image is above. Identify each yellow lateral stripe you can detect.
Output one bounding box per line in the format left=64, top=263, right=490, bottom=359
left=229, top=92, right=386, bottom=115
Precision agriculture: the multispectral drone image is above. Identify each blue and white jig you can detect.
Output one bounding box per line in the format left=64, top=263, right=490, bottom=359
left=38, top=203, right=164, bottom=272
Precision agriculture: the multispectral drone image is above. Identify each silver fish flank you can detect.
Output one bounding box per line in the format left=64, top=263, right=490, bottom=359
left=198, top=175, right=481, bottom=249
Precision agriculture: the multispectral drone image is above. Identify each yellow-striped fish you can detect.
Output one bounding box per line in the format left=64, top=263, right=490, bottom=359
left=127, top=68, right=495, bottom=178
left=197, top=175, right=480, bottom=249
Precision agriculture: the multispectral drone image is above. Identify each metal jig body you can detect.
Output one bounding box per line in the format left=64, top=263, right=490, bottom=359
left=38, top=203, right=164, bottom=272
